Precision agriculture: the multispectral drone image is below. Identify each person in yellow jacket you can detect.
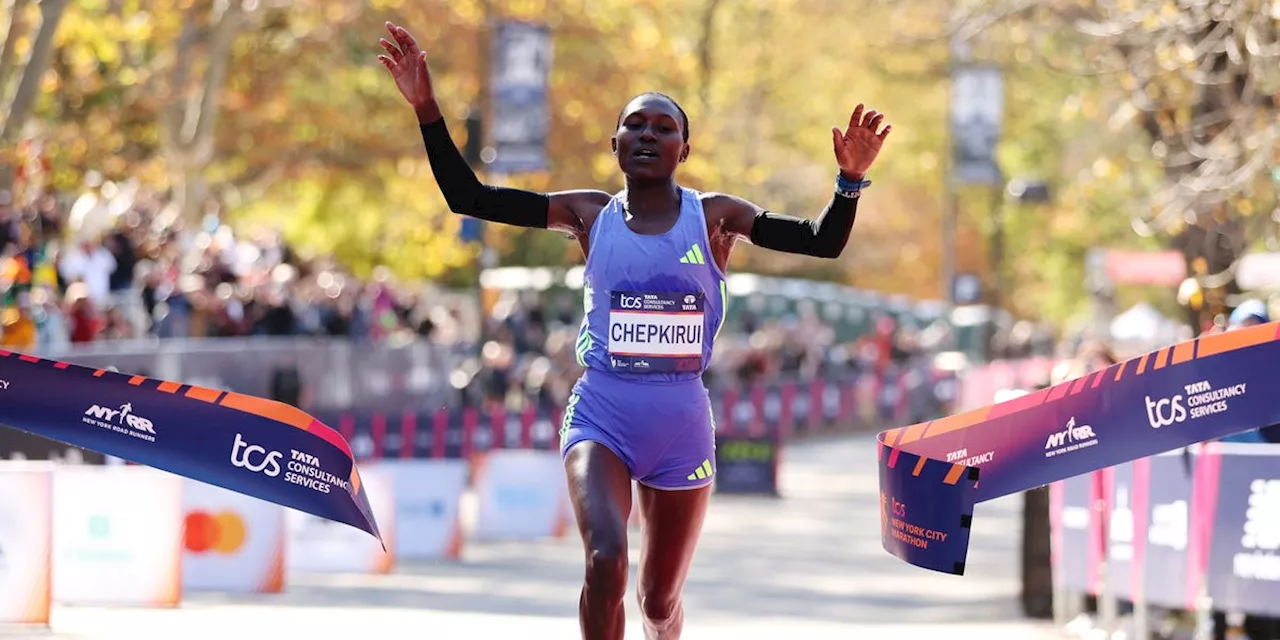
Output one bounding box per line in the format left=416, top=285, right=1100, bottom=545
left=0, top=300, right=36, bottom=351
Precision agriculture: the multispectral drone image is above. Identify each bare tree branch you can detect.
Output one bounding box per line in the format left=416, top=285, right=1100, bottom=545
left=185, top=0, right=245, bottom=165
left=159, top=0, right=255, bottom=222
left=159, top=13, right=201, bottom=154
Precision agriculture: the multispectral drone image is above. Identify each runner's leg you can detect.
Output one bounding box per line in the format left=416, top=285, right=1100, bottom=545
left=565, top=441, right=634, bottom=640
left=635, top=483, right=712, bottom=640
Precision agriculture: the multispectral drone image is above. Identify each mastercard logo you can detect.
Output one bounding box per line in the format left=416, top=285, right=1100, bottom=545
left=184, top=510, right=247, bottom=554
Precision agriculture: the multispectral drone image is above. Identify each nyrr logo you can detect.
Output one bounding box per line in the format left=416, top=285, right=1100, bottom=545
left=1045, top=417, right=1096, bottom=449
left=1044, top=417, right=1098, bottom=458
left=230, top=433, right=282, bottom=477
left=84, top=403, right=156, bottom=433
left=1144, top=395, right=1187, bottom=429
left=83, top=402, right=157, bottom=441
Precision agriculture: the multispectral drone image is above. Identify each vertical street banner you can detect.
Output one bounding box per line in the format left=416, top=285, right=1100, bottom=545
left=489, top=20, right=552, bottom=175
left=0, top=351, right=382, bottom=545
left=949, top=64, right=1003, bottom=186
left=877, top=321, right=1280, bottom=575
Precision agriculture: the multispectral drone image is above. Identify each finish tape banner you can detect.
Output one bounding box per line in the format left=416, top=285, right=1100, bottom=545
left=877, top=321, right=1280, bottom=575
left=0, top=350, right=382, bottom=545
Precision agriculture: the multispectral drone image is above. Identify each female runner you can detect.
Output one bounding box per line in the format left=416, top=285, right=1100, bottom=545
left=378, top=21, right=890, bottom=640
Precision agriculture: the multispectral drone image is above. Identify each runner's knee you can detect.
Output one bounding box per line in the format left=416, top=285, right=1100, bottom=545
left=638, top=586, right=680, bottom=624
left=583, top=542, right=628, bottom=602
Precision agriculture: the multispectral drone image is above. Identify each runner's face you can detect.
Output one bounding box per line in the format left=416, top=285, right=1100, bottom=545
left=613, top=96, right=687, bottom=180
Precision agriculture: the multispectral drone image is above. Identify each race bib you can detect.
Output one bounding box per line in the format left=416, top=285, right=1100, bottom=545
left=607, top=291, right=704, bottom=373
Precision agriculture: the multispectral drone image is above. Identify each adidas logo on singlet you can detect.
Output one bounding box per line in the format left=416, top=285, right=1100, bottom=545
left=679, top=244, right=706, bottom=265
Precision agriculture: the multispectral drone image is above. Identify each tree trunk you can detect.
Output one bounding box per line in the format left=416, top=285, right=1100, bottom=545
left=0, top=0, right=32, bottom=98
left=0, top=0, right=66, bottom=143
left=695, top=0, right=722, bottom=115
left=175, top=173, right=210, bottom=225
left=161, top=0, right=248, bottom=223
left=0, top=0, right=66, bottom=192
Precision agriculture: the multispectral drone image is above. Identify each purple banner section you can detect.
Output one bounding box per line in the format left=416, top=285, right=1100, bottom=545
left=1143, top=451, right=1195, bottom=608
left=878, top=321, right=1280, bottom=575
left=0, top=350, right=382, bottom=544
left=1203, top=443, right=1280, bottom=616
left=877, top=445, right=977, bottom=575
left=1105, top=462, right=1140, bottom=600
left=1053, top=473, right=1093, bottom=593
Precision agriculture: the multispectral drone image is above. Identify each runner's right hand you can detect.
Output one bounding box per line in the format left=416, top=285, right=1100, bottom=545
left=377, top=22, right=435, bottom=109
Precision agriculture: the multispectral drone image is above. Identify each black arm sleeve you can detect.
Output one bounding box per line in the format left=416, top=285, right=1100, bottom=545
left=419, top=118, right=550, bottom=229
left=748, top=192, right=858, bottom=259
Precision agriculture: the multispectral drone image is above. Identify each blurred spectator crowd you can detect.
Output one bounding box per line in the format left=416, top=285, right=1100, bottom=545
left=0, top=178, right=467, bottom=352
left=0, top=177, right=964, bottom=426
left=461, top=289, right=959, bottom=422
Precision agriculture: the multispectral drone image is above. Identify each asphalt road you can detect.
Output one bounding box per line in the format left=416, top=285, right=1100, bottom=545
left=30, top=433, right=1061, bottom=639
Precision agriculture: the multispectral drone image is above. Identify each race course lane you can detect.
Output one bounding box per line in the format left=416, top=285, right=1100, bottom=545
left=40, top=434, right=1059, bottom=639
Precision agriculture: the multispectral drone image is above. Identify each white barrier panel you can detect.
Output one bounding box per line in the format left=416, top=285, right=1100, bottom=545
left=473, top=450, right=570, bottom=541
left=181, top=479, right=285, bottom=594
left=0, top=462, right=53, bottom=624
left=53, top=466, right=183, bottom=607
left=286, top=466, right=395, bottom=575
left=372, top=459, right=468, bottom=560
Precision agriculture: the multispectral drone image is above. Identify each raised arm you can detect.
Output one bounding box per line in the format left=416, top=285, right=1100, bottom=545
left=711, top=104, right=890, bottom=259
left=378, top=22, right=605, bottom=238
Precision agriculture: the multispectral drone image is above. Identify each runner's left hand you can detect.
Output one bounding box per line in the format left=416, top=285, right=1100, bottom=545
left=832, top=104, right=891, bottom=181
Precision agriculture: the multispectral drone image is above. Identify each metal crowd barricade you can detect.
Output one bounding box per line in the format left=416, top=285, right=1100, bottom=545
left=32, top=336, right=466, bottom=413
left=1050, top=443, right=1280, bottom=640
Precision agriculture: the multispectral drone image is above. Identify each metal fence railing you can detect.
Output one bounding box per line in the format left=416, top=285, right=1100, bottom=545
left=33, top=337, right=469, bottom=414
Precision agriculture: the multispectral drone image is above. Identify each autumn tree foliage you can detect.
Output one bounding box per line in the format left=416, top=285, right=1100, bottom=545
left=938, top=0, right=1280, bottom=321
left=4, top=0, right=1233, bottom=324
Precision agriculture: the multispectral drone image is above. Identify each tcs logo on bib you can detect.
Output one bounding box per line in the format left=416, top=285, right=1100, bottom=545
left=618, top=294, right=644, bottom=310
left=184, top=510, right=247, bottom=554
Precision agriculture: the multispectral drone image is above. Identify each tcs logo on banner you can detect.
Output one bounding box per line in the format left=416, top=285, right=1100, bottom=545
left=184, top=510, right=247, bottom=555
left=230, top=433, right=282, bottom=477
left=1145, top=380, right=1245, bottom=429
left=1145, top=395, right=1187, bottom=429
